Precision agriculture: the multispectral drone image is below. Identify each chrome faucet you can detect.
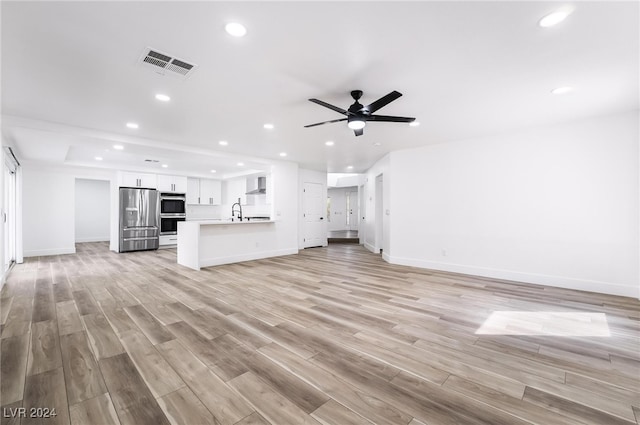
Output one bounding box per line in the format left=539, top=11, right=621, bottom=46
left=231, top=198, right=243, bottom=221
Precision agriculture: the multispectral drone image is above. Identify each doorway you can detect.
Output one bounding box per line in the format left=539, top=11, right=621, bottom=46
left=327, top=186, right=359, bottom=243
left=74, top=179, right=110, bottom=245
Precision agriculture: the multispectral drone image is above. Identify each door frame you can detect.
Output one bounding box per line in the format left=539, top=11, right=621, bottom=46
left=375, top=174, right=383, bottom=254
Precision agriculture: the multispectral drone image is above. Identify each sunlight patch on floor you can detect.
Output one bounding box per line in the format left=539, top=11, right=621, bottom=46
left=475, top=311, right=610, bottom=336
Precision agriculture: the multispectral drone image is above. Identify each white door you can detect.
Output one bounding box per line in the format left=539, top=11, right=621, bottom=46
left=347, top=190, right=359, bottom=231
left=303, top=182, right=324, bottom=248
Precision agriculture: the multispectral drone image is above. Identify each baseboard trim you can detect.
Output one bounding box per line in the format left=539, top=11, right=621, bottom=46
left=75, top=237, right=109, bottom=243
left=199, top=248, right=298, bottom=269
left=387, top=255, right=639, bottom=299
left=364, top=242, right=377, bottom=253
left=0, top=261, right=15, bottom=291
left=24, top=247, right=76, bottom=258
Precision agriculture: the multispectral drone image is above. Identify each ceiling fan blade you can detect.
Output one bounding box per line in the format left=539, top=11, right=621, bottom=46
left=354, top=128, right=364, bottom=136
left=367, top=115, right=415, bottom=123
left=304, top=118, right=347, bottom=128
left=361, top=91, right=402, bottom=114
left=308, top=98, right=348, bottom=115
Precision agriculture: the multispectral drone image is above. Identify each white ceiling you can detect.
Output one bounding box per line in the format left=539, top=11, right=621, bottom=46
left=2, top=1, right=638, bottom=174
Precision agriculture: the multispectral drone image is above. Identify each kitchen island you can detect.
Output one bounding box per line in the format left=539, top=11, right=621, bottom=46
left=177, top=219, right=297, bottom=270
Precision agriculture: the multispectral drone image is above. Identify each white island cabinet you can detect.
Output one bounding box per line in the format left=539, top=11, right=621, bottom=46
left=177, top=220, right=296, bottom=270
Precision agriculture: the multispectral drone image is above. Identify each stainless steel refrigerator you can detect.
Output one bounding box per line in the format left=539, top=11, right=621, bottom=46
left=119, top=188, right=159, bottom=252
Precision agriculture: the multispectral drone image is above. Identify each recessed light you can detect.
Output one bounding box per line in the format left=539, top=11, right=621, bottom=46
left=409, top=121, right=420, bottom=127
left=95, top=156, right=103, bottom=161
left=347, top=165, right=353, bottom=170
left=219, top=140, right=228, bottom=146
left=225, top=22, right=247, bottom=37
left=551, top=86, right=574, bottom=95
left=263, top=123, right=274, bottom=130
left=161, top=164, right=168, bottom=168
left=237, top=162, right=244, bottom=166
left=155, top=93, right=171, bottom=102
left=126, top=122, right=139, bottom=129
left=539, top=7, right=573, bottom=28
left=325, top=141, right=334, bottom=146
left=113, top=145, right=124, bottom=150
left=210, top=169, right=217, bottom=173
left=279, top=152, right=287, bottom=157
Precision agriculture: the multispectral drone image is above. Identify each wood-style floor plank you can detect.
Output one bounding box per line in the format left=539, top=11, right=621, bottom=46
left=0, top=333, right=30, bottom=405
left=228, top=371, right=322, bottom=425
left=81, top=313, right=124, bottom=360
left=311, top=399, right=371, bottom=425
left=59, top=331, right=107, bottom=405
left=27, top=319, right=62, bottom=376
left=99, top=353, right=170, bottom=425
left=22, top=367, right=70, bottom=425
left=123, top=304, right=175, bottom=345
left=1, top=401, right=23, bottom=425
left=156, top=387, right=216, bottom=425
left=156, top=339, right=254, bottom=425
left=117, top=330, right=185, bottom=398
left=55, top=301, right=83, bottom=336
left=5, top=242, right=639, bottom=425
left=69, top=393, right=120, bottom=425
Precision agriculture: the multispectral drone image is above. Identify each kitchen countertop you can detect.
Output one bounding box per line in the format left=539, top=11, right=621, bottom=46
left=184, top=219, right=275, bottom=225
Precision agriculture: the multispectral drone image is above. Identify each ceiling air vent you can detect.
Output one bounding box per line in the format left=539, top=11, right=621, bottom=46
left=138, top=47, right=197, bottom=79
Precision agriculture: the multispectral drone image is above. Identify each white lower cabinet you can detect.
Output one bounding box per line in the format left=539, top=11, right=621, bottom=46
left=159, top=235, right=178, bottom=246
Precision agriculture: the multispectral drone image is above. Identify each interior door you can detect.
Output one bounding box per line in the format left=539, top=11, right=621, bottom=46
left=347, top=190, right=359, bottom=231
left=303, top=182, right=324, bottom=248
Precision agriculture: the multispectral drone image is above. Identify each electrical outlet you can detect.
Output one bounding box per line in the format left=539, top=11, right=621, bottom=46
left=255, top=242, right=260, bottom=248
left=442, top=249, right=447, bottom=256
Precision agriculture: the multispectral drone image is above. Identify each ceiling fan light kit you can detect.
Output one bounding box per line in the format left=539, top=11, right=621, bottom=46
left=305, top=89, right=415, bottom=136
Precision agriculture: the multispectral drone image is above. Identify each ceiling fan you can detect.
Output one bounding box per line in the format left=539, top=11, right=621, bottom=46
left=304, top=90, right=415, bottom=136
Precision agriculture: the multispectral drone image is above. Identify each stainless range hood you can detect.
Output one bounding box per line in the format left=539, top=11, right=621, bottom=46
left=246, top=176, right=266, bottom=195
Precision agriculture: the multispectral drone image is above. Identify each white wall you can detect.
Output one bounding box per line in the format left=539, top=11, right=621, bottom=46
left=386, top=111, right=639, bottom=298
left=22, top=162, right=116, bottom=257
left=273, top=162, right=300, bottom=252
left=298, top=168, right=327, bottom=249
left=74, top=178, right=110, bottom=242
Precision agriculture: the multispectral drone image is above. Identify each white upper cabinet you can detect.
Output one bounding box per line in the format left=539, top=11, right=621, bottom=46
left=157, top=175, right=188, bottom=193
left=187, top=178, right=221, bottom=205
left=186, top=178, right=200, bottom=205
left=118, top=171, right=157, bottom=189
left=200, top=179, right=222, bottom=205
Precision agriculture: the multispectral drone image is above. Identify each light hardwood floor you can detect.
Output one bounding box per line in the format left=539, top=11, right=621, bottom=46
left=1, top=242, right=639, bottom=425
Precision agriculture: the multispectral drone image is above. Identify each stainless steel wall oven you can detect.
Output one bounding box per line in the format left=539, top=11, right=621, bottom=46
left=160, top=193, right=186, bottom=215
left=160, top=216, right=185, bottom=235
left=159, top=193, right=186, bottom=236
